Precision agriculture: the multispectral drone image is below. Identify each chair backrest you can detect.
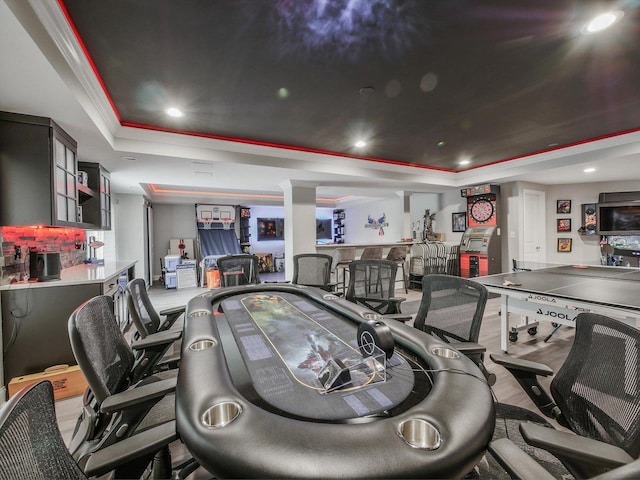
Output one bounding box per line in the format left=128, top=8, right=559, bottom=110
left=360, top=246, right=383, bottom=259
left=125, top=278, right=161, bottom=338
left=386, top=245, right=407, bottom=263
left=345, top=259, right=399, bottom=314
left=332, top=247, right=356, bottom=265
left=551, top=312, right=640, bottom=457
left=414, top=274, right=488, bottom=343
left=68, top=295, right=134, bottom=404
left=292, top=253, right=333, bottom=289
left=0, top=381, right=86, bottom=480
left=217, top=254, right=261, bottom=287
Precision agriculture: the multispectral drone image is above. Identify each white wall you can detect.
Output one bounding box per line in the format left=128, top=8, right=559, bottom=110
left=152, top=204, right=199, bottom=280
left=114, top=194, right=147, bottom=279
left=543, top=180, right=640, bottom=265
left=340, top=196, right=404, bottom=243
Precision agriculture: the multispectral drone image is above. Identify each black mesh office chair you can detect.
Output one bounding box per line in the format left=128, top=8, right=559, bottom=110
left=0, top=381, right=179, bottom=480
left=489, top=437, right=640, bottom=480
left=217, top=254, right=261, bottom=287
left=68, top=295, right=179, bottom=473
left=125, top=278, right=185, bottom=338
left=125, top=278, right=183, bottom=369
left=490, top=313, right=640, bottom=478
left=413, top=274, right=495, bottom=385
left=345, top=259, right=408, bottom=318
left=292, top=253, right=336, bottom=291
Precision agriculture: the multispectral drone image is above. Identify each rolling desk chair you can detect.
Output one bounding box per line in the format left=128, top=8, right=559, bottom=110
left=413, top=274, right=495, bottom=385
left=0, top=381, right=181, bottom=479
left=125, top=278, right=185, bottom=338
left=490, top=312, right=640, bottom=479
left=67, top=296, right=180, bottom=472
left=345, top=259, right=409, bottom=319
left=291, top=253, right=336, bottom=291
left=125, top=278, right=184, bottom=369
left=217, top=254, right=261, bottom=287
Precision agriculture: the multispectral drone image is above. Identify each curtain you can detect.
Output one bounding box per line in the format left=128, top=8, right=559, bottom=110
left=198, top=228, right=242, bottom=256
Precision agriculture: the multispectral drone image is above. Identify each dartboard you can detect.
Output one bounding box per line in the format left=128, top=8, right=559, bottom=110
left=469, top=197, right=496, bottom=224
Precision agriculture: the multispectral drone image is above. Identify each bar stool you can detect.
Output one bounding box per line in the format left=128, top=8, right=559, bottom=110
left=360, top=246, right=383, bottom=259
left=386, top=245, right=409, bottom=293
left=332, top=247, right=356, bottom=293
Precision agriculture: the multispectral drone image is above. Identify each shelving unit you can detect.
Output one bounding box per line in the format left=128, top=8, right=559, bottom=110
left=239, top=206, right=251, bottom=253
left=78, top=161, right=112, bottom=230
left=333, top=209, right=345, bottom=244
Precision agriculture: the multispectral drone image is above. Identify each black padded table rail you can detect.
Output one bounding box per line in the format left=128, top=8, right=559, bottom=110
left=176, top=283, right=495, bottom=479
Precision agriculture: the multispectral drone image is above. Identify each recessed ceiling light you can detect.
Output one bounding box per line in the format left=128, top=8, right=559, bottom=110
left=165, top=107, right=184, bottom=117
left=354, top=140, right=366, bottom=148
left=583, top=11, right=623, bottom=34
left=459, top=159, right=470, bottom=166
left=584, top=167, right=596, bottom=173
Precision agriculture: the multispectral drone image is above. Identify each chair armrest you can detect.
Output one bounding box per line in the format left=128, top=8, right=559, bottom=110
left=83, top=420, right=177, bottom=477
left=383, top=313, right=413, bottom=323
left=100, top=377, right=176, bottom=414
left=488, top=438, right=556, bottom=480
left=450, top=342, right=486, bottom=356
left=520, top=422, right=634, bottom=470
left=490, top=354, right=558, bottom=419
left=158, top=305, right=185, bottom=317
left=131, top=329, right=182, bottom=349
left=490, top=353, right=554, bottom=376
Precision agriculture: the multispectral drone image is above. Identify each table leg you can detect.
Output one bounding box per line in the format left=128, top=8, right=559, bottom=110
left=500, top=295, right=509, bottom=353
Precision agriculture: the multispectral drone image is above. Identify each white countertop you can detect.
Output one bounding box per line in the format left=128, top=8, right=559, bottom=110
left=0, top=261, right=136, bottom=291
left=316, top=241, right=415, bottom=249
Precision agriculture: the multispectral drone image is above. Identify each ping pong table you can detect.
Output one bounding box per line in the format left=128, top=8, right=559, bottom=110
left=476, top=264, right=640, bottom=352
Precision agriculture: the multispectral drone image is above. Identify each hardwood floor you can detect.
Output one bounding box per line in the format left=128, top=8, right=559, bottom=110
left=54, top=281, right=575, bottom=474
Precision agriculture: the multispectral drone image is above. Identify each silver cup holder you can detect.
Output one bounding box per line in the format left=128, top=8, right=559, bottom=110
left=398, top=418, right=442, bottom=450
left=189, top=310, right=210, bottom=318
left=202, top=402, right=242, bottom=428
left=362, top=312, right=383, bottom=321
left=323, top=294, right=339, bottom=300
left=431, top=346, right=461, bottom=359
left=189, top=339, right=216, bottom=351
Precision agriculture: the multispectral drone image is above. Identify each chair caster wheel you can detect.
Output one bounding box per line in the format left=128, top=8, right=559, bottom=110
left=509, top=332, right=518, bottom=342
left=527, top=327, right=538, bottom=336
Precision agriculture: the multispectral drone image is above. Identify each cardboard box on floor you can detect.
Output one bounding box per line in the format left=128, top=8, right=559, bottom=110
left=8, top=364, right=88, bottom=400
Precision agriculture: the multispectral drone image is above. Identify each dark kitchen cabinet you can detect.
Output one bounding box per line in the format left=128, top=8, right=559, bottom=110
left=0, top=111, right=79, bottom=227
left=78, top=161, right=112, bottom=230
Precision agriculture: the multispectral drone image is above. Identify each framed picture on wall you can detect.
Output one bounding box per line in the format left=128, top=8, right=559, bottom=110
left=557, top=218, right=571, bottom=232
left=557, top=200, right=571, bottom=214
left=452, top=212, right=467, bottom=232
left=557, top=238, right=572, bottom=252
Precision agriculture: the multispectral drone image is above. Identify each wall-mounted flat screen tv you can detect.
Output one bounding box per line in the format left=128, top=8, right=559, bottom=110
left=597, top=203, right=640, bottom=235
left=257, top=218, right=284, bottom=241
left=316, top=219, right=332, bottom=240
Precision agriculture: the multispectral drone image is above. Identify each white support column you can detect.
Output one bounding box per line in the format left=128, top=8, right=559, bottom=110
left=280, top=180, right=318, bottom=281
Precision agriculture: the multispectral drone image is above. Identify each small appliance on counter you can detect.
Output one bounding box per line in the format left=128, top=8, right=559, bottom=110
left=29, top=251, right=61, bottom=281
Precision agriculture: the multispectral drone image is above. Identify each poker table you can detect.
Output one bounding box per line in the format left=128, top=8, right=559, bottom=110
left=176, top=283, right=494, bottom=478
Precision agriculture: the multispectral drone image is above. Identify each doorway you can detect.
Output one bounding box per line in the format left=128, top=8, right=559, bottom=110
left=521, top=189, right=546, bottom=265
